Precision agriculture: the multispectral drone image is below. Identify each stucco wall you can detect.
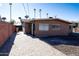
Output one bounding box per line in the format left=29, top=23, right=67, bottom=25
left=34, top=20, right=71, bottom=37
left=24, top=22, right=31, bottom=34
left=0, top=22, right=15, bottom=47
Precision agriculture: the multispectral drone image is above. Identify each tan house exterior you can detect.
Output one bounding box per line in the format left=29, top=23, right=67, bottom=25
left=23, top=18, right=72, bottom=37
left=23, top=21, right=31, bottom=34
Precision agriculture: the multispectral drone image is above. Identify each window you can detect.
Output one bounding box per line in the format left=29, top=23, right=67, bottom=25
left=39, top=23, right=49, bottom=31
left=51, top=24, right=61, bottom=30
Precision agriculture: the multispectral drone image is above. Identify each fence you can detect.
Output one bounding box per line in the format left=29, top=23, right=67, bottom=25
left=0, top=22, right=16, bottom=47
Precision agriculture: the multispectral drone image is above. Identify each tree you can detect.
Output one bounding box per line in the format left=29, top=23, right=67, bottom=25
left=18, top=17, right=23, bottom=24
left=49, top=17, right=53, bottom=19
left=10, top=20, right=15, bottom=24
left=72, top=22, right=78, bottom=28
left=39, top=9, right=42, bottom=18
left=25, top=15, right=29, bottom=19
left=9, top=3, right=12, bottom=22
left=46, top=13, right=48, bottom=18
left=2, top=17, right=6, bottom=21
left=34, top=8, right=36, bottom=11
left=34, top=8, right=36, bottom=18
left=18, top=17, right=21, bottom=19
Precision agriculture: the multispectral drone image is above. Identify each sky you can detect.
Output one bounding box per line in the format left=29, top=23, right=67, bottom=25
left=0, top=3, right=79, bottom=22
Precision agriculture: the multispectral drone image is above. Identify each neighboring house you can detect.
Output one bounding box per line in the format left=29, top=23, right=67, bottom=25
left=23, top=18, right=72, bottom=37
left=73, top=22, right=79, bottom=32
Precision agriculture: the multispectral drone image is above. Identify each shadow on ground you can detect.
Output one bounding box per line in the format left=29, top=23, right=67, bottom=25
left=26, top=33, right=79, bottom=46
left=38, top=33, right=79, bottom=46
left=0, top=33, right=16, bottom=56
left=26, top=33, right=79, bottom=56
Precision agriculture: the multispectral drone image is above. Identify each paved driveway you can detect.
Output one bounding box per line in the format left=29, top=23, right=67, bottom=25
left=9, top=32, right=65, bottom=56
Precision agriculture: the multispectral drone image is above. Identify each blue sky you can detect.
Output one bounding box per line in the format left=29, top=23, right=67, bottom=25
left=0, top=3, right=79, bottom=22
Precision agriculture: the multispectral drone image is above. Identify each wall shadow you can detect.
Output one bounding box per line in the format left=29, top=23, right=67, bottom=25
left=25, top=33, right=79, bottom=46
left=39, top=33, right=79, bottom=46
left=0, top=32, right=17, bottom=56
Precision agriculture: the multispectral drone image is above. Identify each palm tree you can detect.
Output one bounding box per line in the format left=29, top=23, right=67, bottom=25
left=10, top=20, right=15, bottom=24
left=25, top=15, right=29, bottom=19
left=2, top=17, right=6, bottom=21
left=55, top=15, right=57, bottom=18
left=34, top=8, right=36, bottom=18
left=9, top=3, right=12, bottom=22
left=18, top=17, right=23, bottom=24
left=46, top=13, right=48, bottom=18
left=49, top=17, right=53, bottom=19
left=39, top=9, right=42, bottom=18
left=18, top=17, right=21, bottom=19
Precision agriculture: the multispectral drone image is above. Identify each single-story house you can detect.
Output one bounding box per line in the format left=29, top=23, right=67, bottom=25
left=23, top=18, right=72, bottom=37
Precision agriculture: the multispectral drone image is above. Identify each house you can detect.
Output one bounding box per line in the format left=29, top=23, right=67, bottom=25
left=14, top=20, right=22, bottom=32
left=72, top=22, right=79, bottom=32
left=22, top=20, right=31, bottom=33
left=23, top=18, right=72, bottom=37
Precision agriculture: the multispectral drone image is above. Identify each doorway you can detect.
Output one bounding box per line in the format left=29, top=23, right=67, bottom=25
left=15, top=25, right=22, bottom=32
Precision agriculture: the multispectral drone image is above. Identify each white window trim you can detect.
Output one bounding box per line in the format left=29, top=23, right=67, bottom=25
left=39, top=23, right=49, bottom=31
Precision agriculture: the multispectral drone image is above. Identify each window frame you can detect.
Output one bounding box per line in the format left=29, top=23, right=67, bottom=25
left=50, top=24, right=61, bottom=30
left=39, top=23, right=49, bottom=31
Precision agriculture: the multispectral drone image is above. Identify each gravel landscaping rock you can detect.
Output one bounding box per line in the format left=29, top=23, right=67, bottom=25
left=53, top=45, right=79, bottom=56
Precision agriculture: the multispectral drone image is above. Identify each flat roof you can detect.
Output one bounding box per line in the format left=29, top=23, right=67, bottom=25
left=23, top=18, right=72, bottom=24
left=32, top=18, right=72, bottom=24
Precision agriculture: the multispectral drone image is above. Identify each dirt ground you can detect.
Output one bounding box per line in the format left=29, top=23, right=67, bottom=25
left=53, top=45, right=79, bottom=56
left=39, top=35, right=79, bottom=56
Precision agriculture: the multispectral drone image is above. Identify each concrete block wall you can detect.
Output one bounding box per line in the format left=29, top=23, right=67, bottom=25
left=0, top=22, right=16, bottom=47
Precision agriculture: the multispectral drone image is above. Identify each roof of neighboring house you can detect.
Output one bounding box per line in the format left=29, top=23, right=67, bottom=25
left=23, top=18, right=72, bottom=24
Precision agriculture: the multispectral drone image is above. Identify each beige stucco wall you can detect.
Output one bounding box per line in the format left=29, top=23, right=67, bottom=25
left=34, top=20, right=71, bottom=37
left=24, top=22, right=31, bottom=34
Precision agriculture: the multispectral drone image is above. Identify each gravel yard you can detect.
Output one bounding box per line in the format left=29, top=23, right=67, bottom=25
left=52, top=36, right=79, bottom=56
left=53, top=45, right=79, bottom=56
left=9, top=32, right=65, bottom=56
left=40, top=35, right=79, bottom=56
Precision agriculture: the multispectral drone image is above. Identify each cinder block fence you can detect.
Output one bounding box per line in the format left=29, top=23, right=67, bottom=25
left=0, top=22, right=16, bottom=47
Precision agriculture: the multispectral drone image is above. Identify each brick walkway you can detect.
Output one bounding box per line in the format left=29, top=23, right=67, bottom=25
left=9, top=32, right=65, bottom=56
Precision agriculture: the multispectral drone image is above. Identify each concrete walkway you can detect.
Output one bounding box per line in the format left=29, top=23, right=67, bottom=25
left=9, top=32, right=66, bottom=56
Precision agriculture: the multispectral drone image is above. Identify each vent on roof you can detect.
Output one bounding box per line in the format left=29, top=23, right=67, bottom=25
left=49, top=17, right=53, bottom=19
